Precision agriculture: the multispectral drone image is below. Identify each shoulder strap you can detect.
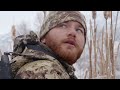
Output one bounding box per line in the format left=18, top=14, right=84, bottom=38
left=0, top=53, right=13, bottom=79
left=26, top=43, right=58, bottom=60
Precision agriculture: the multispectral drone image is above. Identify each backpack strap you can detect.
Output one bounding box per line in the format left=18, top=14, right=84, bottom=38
left=0, top=53, right=13, bottom=79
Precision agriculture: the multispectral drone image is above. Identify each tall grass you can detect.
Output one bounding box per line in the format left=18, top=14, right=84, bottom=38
left=11, top=25, right=16, bottom=41
left=88, top=19, right=93, bottom=79
left=86, top=11, right=120, bottom=79
left=92, top=11, right=97, bottom=77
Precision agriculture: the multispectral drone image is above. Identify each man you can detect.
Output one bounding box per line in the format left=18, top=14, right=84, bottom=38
left=9, top=11, right=87, bottom=79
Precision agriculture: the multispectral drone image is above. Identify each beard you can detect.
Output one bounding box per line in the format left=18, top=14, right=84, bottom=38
left=45, top=38, right=83, bottom=65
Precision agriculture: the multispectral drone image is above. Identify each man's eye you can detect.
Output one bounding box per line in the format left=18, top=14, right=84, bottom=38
left=76, top=28, right=84, bottom=34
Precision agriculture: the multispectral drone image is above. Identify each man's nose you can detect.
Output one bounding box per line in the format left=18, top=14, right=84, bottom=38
left=67, top=28, right=77, bottom=38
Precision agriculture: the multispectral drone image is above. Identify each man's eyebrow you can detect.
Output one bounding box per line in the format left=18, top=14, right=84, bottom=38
left=78, top=23, right=84, bottom=28
left=63, top=21, right=69, bottom=23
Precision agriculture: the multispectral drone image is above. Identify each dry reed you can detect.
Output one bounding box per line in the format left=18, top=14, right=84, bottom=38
left=86, top=11, right=119, bottom=79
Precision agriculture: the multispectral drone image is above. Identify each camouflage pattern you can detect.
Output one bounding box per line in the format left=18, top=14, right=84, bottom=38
left=11, top=42, right=76, bottom=79
left=39, top=11, right=87, bottom=40
left=13, top=31, right=39, bottom=57
left=13, top=31, right=39, bottom=53
left=15, top=59, right=70, bottom=79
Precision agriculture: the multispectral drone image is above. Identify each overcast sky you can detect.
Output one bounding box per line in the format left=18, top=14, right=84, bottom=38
left=0, top=11, right=40, bottom=35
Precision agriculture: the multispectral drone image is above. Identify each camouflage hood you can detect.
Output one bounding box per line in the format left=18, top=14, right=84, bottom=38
left=39, top=11, right=87, bottom=41
left=11, top=43, right=77, bottom=79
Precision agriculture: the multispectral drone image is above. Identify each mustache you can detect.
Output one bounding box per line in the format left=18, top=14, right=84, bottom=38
left=62, top=38, right=78, bottom=47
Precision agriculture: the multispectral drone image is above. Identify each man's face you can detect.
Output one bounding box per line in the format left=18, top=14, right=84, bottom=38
left=41, top=21, right=85, bottom=65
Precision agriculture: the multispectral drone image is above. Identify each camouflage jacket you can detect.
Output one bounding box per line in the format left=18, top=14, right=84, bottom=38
left=11, top=43, right=77, bottom=79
